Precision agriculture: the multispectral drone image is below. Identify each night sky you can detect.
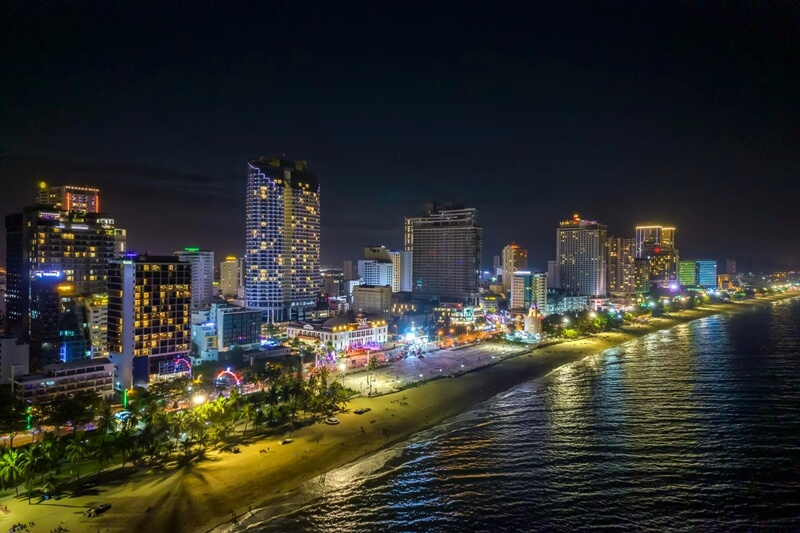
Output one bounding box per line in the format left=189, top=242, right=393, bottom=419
left=2, top=2, right=799, bottom=272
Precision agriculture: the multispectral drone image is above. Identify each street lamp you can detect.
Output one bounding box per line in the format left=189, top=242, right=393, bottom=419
left=338, top=362, right=346, bottom=387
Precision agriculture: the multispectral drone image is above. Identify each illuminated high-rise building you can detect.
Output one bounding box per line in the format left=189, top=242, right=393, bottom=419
left=501, top=243, right=528, bottom=292
left=696, top=260, right=717, bottom=289
left=28, top=273, right=90, bottom=365
left=85, top=293, right=109, bottom=357
left=37, top=184, right=101, bottom=213
left=636, top=224, right=678, bottom=287
left=107, top=256, right=192, bottom=388
left=405, top=202, right=482, bottom=304
left=678, top=260, right=697, bottom=286
left=4, top=207, right=116, bottom=343
left=245, top=157, right=320, bottom=322
left=175, top=248, right=214, bottom=310
left=220, top=256, right=240, bottom=298
left=633, top=259, right=650, bottom=293
left=608, top=237, right=636, bottom=294
left=358, top=259, right=393, bottom=287
left=556, top=214, right=607, bottom=297
left=388, top=250, right=413, bottom=292
left=634, top=225, right=677, bottom=258
left=510, top=271, right=547, bottom=311
left=645, top=249, right=679, bottom=287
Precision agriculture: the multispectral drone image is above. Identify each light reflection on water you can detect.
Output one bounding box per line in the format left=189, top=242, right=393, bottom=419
left=223, top=299, right=800, bottom=532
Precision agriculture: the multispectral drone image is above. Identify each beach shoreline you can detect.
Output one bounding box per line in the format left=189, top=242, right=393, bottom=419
left=3, top=293, right=796, bottom=533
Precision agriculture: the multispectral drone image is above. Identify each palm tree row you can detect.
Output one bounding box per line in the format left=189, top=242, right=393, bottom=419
left=0, top=363, right=350, bottom=503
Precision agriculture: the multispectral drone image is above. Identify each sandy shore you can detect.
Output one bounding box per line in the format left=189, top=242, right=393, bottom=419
left=3, top=293, right=796, bottom=533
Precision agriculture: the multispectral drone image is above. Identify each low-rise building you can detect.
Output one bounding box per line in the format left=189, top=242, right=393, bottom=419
left=191, top=322, right=218, bottom=365
left=434, top=303, right=475, bottom=325
left=545, top=290, right=588, bottom=315
left=285, top=315, right=388, bottom=352
left=14, top=357, right=114, bottom=403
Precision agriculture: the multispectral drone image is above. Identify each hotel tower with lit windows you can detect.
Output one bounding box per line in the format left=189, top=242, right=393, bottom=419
left=107, top=256, right=192, bottom=389
left=245, top=157, right=321, bottom=323
left=556, top=214, right=608, bottom=297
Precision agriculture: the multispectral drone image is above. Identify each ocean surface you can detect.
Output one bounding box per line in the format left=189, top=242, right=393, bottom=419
left=229, top=298, right=800, bottom=532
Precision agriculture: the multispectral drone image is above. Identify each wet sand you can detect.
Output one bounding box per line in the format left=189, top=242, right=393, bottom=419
left=3, top=293, right=795, bottom=533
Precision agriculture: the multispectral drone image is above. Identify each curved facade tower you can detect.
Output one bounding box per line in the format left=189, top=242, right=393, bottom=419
left=245, top=157, right=320, bottom=323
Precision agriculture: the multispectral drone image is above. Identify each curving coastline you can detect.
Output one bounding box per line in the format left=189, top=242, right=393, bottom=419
left=6, top=294, right=796, bottom=533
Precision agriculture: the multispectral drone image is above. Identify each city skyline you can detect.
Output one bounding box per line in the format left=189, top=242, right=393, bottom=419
left=1, top=3, right=799, bottom=271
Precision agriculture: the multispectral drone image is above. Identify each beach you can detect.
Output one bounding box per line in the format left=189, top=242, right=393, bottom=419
left=2, top=293, right=796, bottom=533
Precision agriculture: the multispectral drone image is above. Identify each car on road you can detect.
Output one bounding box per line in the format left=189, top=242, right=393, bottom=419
left=354, top=408, right=371, bottom=415
left=324, top=417, right=340, bottom=425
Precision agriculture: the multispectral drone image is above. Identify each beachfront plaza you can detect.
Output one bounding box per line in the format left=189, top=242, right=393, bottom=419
left=335, top=342, right=526, bottom=395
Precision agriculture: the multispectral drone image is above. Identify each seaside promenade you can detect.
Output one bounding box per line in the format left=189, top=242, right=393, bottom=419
left=2, top=293, right=796, bottom=533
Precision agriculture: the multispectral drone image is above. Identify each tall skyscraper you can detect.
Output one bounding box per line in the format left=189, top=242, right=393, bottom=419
left=107, top=256, right=192, bottom=388
left=556, top=214, right=607, bottom=297
left=678, top=260, right=697, bottom=286
left=28, top=273, right=90, bottom=365
left=175, top=248, right=214, bottom=310
left=726, top=258, right=737, bottom=276
left=5, top=207, right=116, bottom=344
left=501, top=243, right=528, bottom=292
left=37, top=184, right=101, bottom=213
left=696, top=260, right=717, bottom=288
left=636, top=224, right=678, bottom=286
left=405, top=202, right=482, bottom=304
left=635, top=225, right=677, bottom=258
left=608, top=237, right=636, bottom=294
left=220, top=256, right=240, bottom=298
left=388, top=250, right=413, bottom=292
left=510, top=271, right=547, bottom=312
left=245, top=157, right=321, bottom=322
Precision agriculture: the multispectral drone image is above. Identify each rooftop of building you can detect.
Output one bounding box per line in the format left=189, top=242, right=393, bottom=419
left=112, top=254, right=184, bottom=264
left=15, top=357, right=112, bottom=382
left=288, top=315, right=388, bottom=332
left=248, top=156, right=319, bottom=190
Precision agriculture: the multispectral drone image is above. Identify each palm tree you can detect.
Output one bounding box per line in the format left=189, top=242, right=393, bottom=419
left=180, top=438, right=194, bottom=461
left=114, top=427, right=136, bottom=467
left=252, top=409, right=267, bottom=433
left=38, top=431, right=60, bottom=486
left=0, top=448, right=24, bottom=495
left=217, top=421, right=235, bottom=443
left=40, top=473, right=57, bottom=498
left=20, top=445, right=45, bottom=503
left=65, top=434, right=90, bottom=483
left=241, top=404, right=256, bottom=435
left=97, top=405, right=116, bottom=435
left=92, top=436, right=115, bottom=474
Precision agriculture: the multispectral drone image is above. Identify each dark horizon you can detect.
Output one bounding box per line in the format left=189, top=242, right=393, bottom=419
left=2, top=2, right=799, bottom=272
